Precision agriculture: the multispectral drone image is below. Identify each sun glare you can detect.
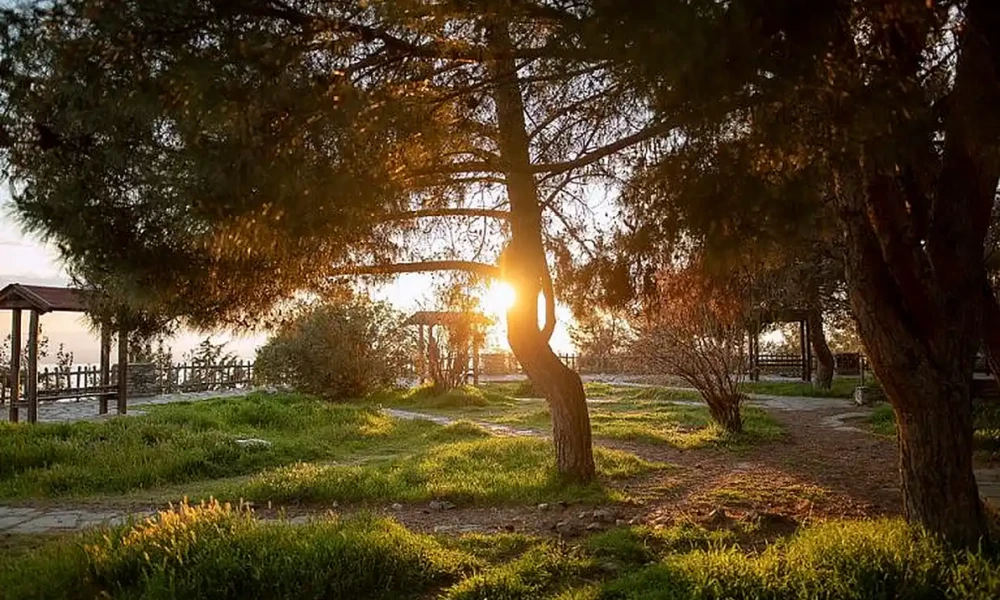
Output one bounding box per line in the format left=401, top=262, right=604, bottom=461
left=482, top=281, right=517, bottom=317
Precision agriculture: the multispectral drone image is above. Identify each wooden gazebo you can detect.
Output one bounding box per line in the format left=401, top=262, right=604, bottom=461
left=0, top=283, right=128, bottom=423
left=404, top=311, right=490, bottom=385
left=748, top=308, right=813, bottom=382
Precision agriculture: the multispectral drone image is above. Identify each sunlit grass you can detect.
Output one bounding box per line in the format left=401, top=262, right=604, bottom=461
left=0, top=392, right=458, bottom=499
left=4, top=506, right=998, bottom=600
left=739, top=377, right=866, bottom=399
left=227, top=429, right=665, bottom=506
left=382, top=386, right=785, bottom=452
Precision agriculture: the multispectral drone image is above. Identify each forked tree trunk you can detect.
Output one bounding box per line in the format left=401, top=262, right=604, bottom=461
left=806, top=308, right=834, bottom=390
left=842, top=190, right=988, bottom=549
left=488, top=21, right=595, bottom=482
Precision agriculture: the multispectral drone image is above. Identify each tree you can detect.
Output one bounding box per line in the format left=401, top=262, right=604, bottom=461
left=0, top=0, right=669, bottom=481
left=588, top=0, right=1000, bottom=546
left=255, top=297, right=410, bottom=399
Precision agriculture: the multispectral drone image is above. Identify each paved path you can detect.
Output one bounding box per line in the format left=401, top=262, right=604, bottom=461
left=0, top=388, right=259, bottom=424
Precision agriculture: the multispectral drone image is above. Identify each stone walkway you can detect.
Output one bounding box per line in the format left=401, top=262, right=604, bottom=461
left=0, top=388, right=258, bottom=424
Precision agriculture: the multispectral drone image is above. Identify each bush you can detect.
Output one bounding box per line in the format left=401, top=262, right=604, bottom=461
left=254, top=298, right=411, bottom=399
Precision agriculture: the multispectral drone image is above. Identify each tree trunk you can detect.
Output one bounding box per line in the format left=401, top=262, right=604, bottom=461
left=487, top=20, right=595, bottom=482
left=706, top=395, right=743, bottom=434
left=840, top=183, right=988, bottom=548
left=806, top=308, right=834, bottom=390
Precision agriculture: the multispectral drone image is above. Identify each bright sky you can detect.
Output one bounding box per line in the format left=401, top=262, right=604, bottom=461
left=0, top=193, right=575, bottom=364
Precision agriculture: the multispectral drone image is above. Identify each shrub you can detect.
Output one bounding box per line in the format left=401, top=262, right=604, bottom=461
left=633, top=264, right=753, bottom=433
left=255, top=298, right=411, bottom=399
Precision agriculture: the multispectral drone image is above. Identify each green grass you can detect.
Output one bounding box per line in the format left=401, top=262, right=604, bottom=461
left=4, top=504, right=998, bottom=600
left=0, top=392, right=663, bottom=505
left=227, top=430, right=664, bottom=506
left=866, top=400, right=1000, bottom=460
left=0, top=392, right=455, bottom=499
left=385, top=386, right=784, bottom=452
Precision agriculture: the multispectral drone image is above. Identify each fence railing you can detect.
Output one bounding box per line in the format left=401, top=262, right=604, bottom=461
left=1, top=360, right=255, bottom=404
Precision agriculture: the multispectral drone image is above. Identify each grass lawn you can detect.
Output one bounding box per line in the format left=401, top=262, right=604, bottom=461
left=0, top=391, right=663, bottom=505
left=2, top=501, right=998, bottom=599
left=384, top=385, right=785, bottom=451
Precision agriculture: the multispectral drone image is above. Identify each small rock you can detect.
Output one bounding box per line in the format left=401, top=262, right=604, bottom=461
left=429, top=500, right=456, bottom=511
left=234, top=438, right=272, bottom=448
left=591, top=508, right=614, bottom=522
left=503, top=524, right=515, bottom=532
left=615, top=519, right=625, bottom=526
left=586, top=522, right=604, bottom=531
left=577, top=511, right=590, bottom=520
left=391, top=503, right=403, bottom=511
left=537, top=503, right=550, bottom=511
left=331, top=501, right=339, bottom=509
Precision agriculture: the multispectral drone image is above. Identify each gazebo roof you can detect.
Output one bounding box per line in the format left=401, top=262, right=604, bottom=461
left=0, top=283, right=89, bottom=313
left=403, top=310, right=491, bottom=327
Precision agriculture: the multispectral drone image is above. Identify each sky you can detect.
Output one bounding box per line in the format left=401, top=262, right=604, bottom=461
left=0, top=194, right=574, bottom=365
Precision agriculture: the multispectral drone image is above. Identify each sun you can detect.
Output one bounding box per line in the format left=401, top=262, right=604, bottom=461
left=481, top=281, right=517, bottom=318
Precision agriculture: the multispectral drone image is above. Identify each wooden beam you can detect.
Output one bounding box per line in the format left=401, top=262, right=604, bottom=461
left=117, top=328, right=128, bottom=415
left=99, top=327, right=111, bottom=414
left=9, top=309, right=21, bottom=423
left=26, top=309, right=39, bottom=423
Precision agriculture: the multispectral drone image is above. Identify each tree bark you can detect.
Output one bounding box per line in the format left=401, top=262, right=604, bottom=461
left=840, top=183, right=988, bottom=549
left=487, top=20, right=595, bottom=482
left=806, top=308, right=834, bottom=390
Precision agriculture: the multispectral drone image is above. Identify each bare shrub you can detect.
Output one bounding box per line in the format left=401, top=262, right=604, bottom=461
left=634, top=264, right=753, bottom=433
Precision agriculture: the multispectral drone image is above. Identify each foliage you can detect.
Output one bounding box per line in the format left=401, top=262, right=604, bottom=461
left=633, top=264, right=753, bottom=433
left=4, top=513, right=1000, bottom=600
left=569, top=309, right=634, bottom=361
left=254, top=298, right=410, bottom=400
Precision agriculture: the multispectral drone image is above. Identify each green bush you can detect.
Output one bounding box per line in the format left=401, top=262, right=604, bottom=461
left=254, top=298, right=411, bottom=399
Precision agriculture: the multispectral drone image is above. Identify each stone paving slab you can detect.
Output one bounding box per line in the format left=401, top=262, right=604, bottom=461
left=0, top=388, right=264, bottom=425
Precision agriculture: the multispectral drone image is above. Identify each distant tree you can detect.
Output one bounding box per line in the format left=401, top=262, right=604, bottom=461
left=568, top=309, right=632, bottom=360
left=254, top=298, right=410, bottom=399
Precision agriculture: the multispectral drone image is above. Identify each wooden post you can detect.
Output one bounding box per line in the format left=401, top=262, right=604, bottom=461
left=26, top=309, right=39, bottom=423
left=117, top=327, right=128, bottom=415
left=99, top=327, right=111, bottom=414
left=799, top=320, right=809, bottom=382
left=417, top=324, right=425, bottom=382
left=9, top=309, right=21, bottom=423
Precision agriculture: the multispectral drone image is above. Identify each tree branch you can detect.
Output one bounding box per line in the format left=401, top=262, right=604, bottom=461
left=381, top=208, right=510, bottom=222
left=329, top=260, right=501, bottom=279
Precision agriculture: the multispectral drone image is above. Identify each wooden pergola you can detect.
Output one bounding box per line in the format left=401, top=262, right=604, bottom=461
left=0, top=283, right=128, bottom=423
left=748, top=308, right=813, bottom=382
left=404, top=311, right=490, bottom=385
